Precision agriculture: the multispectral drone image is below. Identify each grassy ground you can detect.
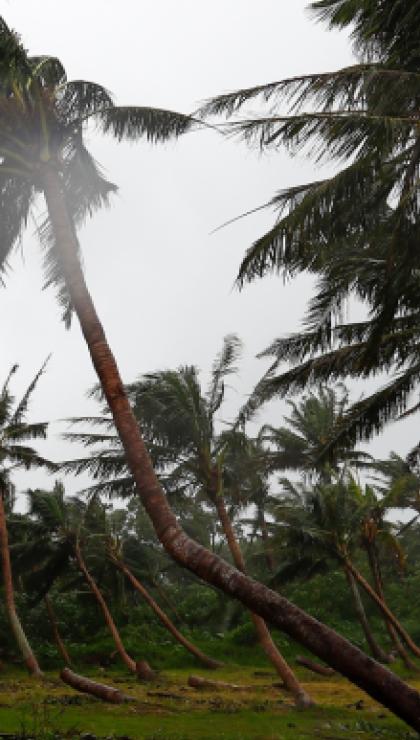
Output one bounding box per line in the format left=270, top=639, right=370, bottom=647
left=0, top=665, right=418, bottom=739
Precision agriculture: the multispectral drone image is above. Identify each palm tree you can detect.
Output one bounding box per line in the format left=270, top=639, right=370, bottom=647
left=274, top=473, right=420, bottom=663
left=0, top=363, right=54, bottom=675
left=272, top=475, right=391, bottom=662
left=106, top=539, right=223, bottom=670
left=63, top=338, right=312, bottom=707
left=3, top=18, right=420, bottom=726
left=26, top=483, right=153, bottom=677
left=357, top=488, right=417, bottom=670
left=258, top=385, right=370, bottom=480
left=199, top=0, right=420, bottom=461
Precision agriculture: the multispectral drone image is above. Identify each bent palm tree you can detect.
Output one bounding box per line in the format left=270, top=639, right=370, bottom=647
left=3, top=17, right=420, bottom=728
left=27, top=484, right=152, bottom=676
left=0, top=363, right=53, bottom=675
left=272, top=475, right=391, bottom=662
left=64, top=338, right=312, bottom=707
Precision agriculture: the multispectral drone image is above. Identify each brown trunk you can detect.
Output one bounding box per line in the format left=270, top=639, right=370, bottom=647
left=0, top=492, right=42, bottom=676
left=111, top=554, right=222, bottom=669
left=136, top=659, right=156, bottom=681
left=344, top=566, right=391, bottom=663
left=346, top=559, right=420, bottom=660
left=366, top=546, right=417, bottom=671
left=295, top=656, right=335, bottom=676
left=61, top=667, right=130, bottom=703
left=41, top=166, right=420, bottom=731
left=44, top=596, right=72, bottom=666
left=214, top=493, right=313, bottom=708
left=73, top=541, right=152, bottom=677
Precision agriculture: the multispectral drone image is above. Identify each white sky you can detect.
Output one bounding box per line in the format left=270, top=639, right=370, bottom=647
left=1, top=1, right=417, bottom=504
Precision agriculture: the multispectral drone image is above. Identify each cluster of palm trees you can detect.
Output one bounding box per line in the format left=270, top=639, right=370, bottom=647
left=3, top=343, right=420, bottom=715
left=2, top=0, right=420, bottom=731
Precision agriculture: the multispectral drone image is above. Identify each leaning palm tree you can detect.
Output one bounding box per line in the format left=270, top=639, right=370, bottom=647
left=26, top=484, right=153, bottom=678
left=3, top=18, right=420, bottom=727
left=272, top=475, right=391, bottom=662
left=63, top=337, right=313, bottom=707
left=357, top=485, right=418, bottom=670
left=0, top=363, right=53, bottom=675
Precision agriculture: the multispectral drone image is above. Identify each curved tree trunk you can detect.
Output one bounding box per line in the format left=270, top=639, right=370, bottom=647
left=0, top=491, right=42, bottom=676
left=214, top=494, right=313, bottom=708
left=344, top=566, right=391, bottom=663
left=41, top=166, right=420, bottom=731
left=110, top=554, right=222, bottom=669
left=73, top=542, right=152, bottom=677
left=366, top=546, right=417, bottom=671
left=44, top=595, right=72, bottom=666
left=346, top=559, right=420, bottom=660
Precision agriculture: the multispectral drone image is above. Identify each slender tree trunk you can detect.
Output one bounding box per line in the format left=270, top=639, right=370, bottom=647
left=0, top=491, right=42, bottom=676
left=366, top=546, right=417, bottom=671
left=41, top=165, right=420, bottom=731
left=44, top=595, right=72, bottom=666
left=214, top=494, right=313, bottom=708
left=346, top=559, right=420, bottom=660
left=344, top=566, right=391, bottom=663
left=110, top=554, right=222, bottom=669
left=73, top=542, right=152, bottom=677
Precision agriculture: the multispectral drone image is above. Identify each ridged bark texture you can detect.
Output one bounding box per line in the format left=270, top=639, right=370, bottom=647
left=0, top=492, right=42, bottom=676
left=44, top=595, right=72, bottom=666
left=111, top=555, right=222, bottom=669
left=214, top=494, right=313, bottom=708
left=344, top=566, right=391, bottom=663
left=41, top=165, right=420, bottom=731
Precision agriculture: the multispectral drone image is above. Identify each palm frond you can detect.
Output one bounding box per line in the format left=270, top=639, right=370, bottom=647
left=207, top=334, right=242, bottom=414
left=95, top=106, right=195, bottom=142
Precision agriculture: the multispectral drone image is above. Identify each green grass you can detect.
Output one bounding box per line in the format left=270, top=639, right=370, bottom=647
left=0, top=666, right=417, bottom=739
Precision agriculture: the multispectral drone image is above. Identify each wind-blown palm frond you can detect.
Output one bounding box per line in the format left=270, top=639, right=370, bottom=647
left=0, top=365, right=53, bottom=486
left=0, top=17, right=196, bottom=322
left=207, top=334, right=242, bottom=414
left=95, top=106, right=195, bottom=142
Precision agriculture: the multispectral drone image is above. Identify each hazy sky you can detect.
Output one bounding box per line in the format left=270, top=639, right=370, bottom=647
left=1, top=1, right=417, bottom=502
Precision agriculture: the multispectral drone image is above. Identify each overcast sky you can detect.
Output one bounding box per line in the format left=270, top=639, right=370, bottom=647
left=1, top=1, right=417, bottom=503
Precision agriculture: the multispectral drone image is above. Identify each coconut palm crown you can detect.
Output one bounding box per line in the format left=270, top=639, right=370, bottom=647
left=0, top=18, right=194, bottom=321
left=199, top=0, right=420, bottom=457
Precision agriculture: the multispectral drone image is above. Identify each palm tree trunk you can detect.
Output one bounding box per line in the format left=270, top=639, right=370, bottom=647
left=44, top=595, right=72, bottom=666
left=346, top=559, right=420, bottom=660
left=214, top=494, right=313, bottom=708
left=366, top=546, right=417, bottom=671
left=110, top=554, right=222, bottom=669
left=41, top=165, right=420, bottom=731
left=344, top=566, right=391, bottom=663
left=0, top=491, right=42, bottom=676
left=73, top=541, right=151, bottom=676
